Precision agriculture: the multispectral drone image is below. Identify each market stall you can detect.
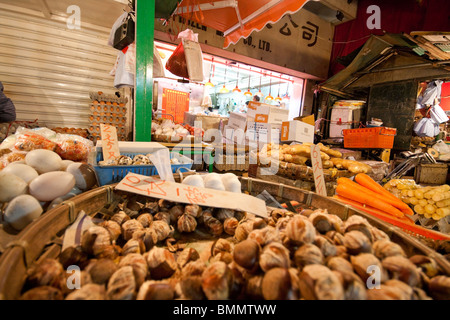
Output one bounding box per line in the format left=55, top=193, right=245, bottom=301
left=0, top=0, right=450, bottom=303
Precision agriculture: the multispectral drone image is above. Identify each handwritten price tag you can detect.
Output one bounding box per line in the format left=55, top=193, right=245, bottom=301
left=115, top=172, right=268, bottom=218
left=100, top=124, right=120, bottom=162
left=310, top=144, right=327, bottom=197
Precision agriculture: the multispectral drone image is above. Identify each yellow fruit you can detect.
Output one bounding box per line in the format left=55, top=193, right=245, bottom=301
left=414, top=189, right=424, bottom=199
left=431, top=214, right=441, bottom=220
left=419, top=199, right=428, bottom=207
left=409, top=197, right=419, bottom=205
left=414, top=205, right=424, bottom=215
left=424, top=204, right=436, bottom=214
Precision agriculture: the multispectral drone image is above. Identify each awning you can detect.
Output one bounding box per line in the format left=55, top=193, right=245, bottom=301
left=319, top=33, right=450, bottom=99
left=175, top=0, right=309, bottom=48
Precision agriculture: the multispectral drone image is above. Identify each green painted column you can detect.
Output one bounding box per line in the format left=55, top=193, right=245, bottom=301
left=135, top=0, right=155, bottom=141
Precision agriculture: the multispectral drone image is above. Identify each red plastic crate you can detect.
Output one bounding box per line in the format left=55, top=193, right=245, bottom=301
left=343, top=127, right=396, bottom=149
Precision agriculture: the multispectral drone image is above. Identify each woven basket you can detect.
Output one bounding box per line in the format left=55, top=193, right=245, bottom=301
left=0, top=173, right=449, bottom=300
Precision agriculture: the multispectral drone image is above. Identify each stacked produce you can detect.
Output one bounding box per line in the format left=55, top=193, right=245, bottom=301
left=0, top=148, right=97, bottom=231
left=0, top=127, right=94, bottom=168
left=0, top=127, right=98, bottom=232
left=182, top=172, right=241, bottom=193
left=334, top=173, right=415, bottom=226
left=384, top=179, right=450, bottom=221
left=262, top=142, right=372, bottom=174
left=151, top=119, right=190, bottom=139
left=16, top=190, right=450, bottom=300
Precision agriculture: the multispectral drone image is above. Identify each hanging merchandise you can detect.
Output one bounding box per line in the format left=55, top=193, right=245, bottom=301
left=429, top=104, right=449, bottom=124
left=110, top=50, right=134, bottom=89
left=165, top=29, right=204, bottom=82
left=113, top=11, right=136, bottom=50
left=417, top=80, right=444, bottom=108
left=414, top=117, right=440, bottom=137
left=108, top=11, right=129, bottom=47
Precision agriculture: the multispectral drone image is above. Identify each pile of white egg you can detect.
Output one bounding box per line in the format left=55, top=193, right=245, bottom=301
left=0, top=149, right=97, bottom=231
left=151, top=119, right=190, bottom=137
left=181, top=173, right=241, bottom=193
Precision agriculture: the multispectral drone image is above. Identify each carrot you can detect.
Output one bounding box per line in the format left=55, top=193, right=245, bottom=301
left=337, top=177, right=414, bottom=216
left=355, top=173, right=403, bottom=202
left=333, top=195, right=414, bottom=225
left=336, top=183, right=405, bottom=218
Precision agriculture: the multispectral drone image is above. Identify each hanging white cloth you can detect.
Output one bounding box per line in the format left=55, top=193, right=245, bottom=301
left=418, top=80, right=443, bottom=108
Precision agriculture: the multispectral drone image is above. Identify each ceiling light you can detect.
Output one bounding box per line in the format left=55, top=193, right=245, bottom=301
left=232, top=64, right=241, bottom=92
left=219, top=85, right=230, bottom=93
left=205, top=57, right=215, bottom=87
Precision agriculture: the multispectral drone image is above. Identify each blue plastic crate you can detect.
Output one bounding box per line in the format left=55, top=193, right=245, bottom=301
left=94, top=152, right=193, bottom=186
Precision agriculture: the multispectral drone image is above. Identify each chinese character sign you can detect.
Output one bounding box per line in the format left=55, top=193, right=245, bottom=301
left=100, top=123, right=120, bottom=162
left=310, top=144, right=327, bottom=197
left=162, top=88, right=190, bottom=124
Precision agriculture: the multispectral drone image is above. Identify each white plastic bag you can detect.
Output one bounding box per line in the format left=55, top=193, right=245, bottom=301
left=420, top=80, right=443, bottom=107
left=430, top=104, right=449, bottom=124
left=414, top=117, right=440, bottom=137
left=433, top=139, right=450, bottom=154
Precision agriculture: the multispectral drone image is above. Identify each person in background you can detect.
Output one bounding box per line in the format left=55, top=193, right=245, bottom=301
left=0, top=82, right=16, bottom=122
left=253, top=95, right=260, bottom=102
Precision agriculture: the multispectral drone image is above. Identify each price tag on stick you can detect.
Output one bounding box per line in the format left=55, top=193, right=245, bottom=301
left=310, top=144, right=327, bottom=197
left=100, top=123, right=121, bottom=162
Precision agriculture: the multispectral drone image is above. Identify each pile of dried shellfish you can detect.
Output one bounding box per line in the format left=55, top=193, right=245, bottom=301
left=98, top=154, right=182, bottom=166
left=19, top=194, right=450, bottom=300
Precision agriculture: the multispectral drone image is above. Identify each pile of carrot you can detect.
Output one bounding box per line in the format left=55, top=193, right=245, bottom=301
left=334, top=173, right=415, bottom=225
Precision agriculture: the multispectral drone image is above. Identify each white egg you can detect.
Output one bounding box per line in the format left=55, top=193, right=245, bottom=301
left=66, top=163, right=97, bottom=191
left=25, top=149, right=62, bottom=174
left=0, top=172, right=28, bottom=203
left=2, top=163, right=39, bottom=183
left=223, top=177, right=242, bottom=193
left=29, top=171, right=76, bottom=202
left=203, top=172, right=220, bottom=182
left=204, top=174, right=226, bottom=191
left=221, top=173, right=238, bottom=183
left=60, top=160, right=75, bottom=171
left=182, top=175, right=205, bottom=188
left=4, top=194, right=43, bottom=231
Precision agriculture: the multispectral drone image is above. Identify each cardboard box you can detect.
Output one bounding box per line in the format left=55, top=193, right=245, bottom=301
left=280, top=120, right=314, bottom=143
left=227, top=112, right=248, bottom=131
left=247, top=101, right=289, bottom=125
left=294, top=114, right=315, bottom=126
left=247, top=122, right=281, bottom=147
left=184, top=112, right=228, bottom=131
left=223, top=125, right=247, bottom=145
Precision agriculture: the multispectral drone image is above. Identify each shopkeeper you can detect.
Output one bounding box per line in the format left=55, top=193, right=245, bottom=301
left=0, top=82, right=16, bottom=123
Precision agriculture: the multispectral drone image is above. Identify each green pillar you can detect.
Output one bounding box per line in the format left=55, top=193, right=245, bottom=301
left=135, top=0, right=155, bottom=141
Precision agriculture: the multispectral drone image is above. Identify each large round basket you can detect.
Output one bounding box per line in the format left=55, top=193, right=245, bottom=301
left=0, top=173, right=449, bottom=300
